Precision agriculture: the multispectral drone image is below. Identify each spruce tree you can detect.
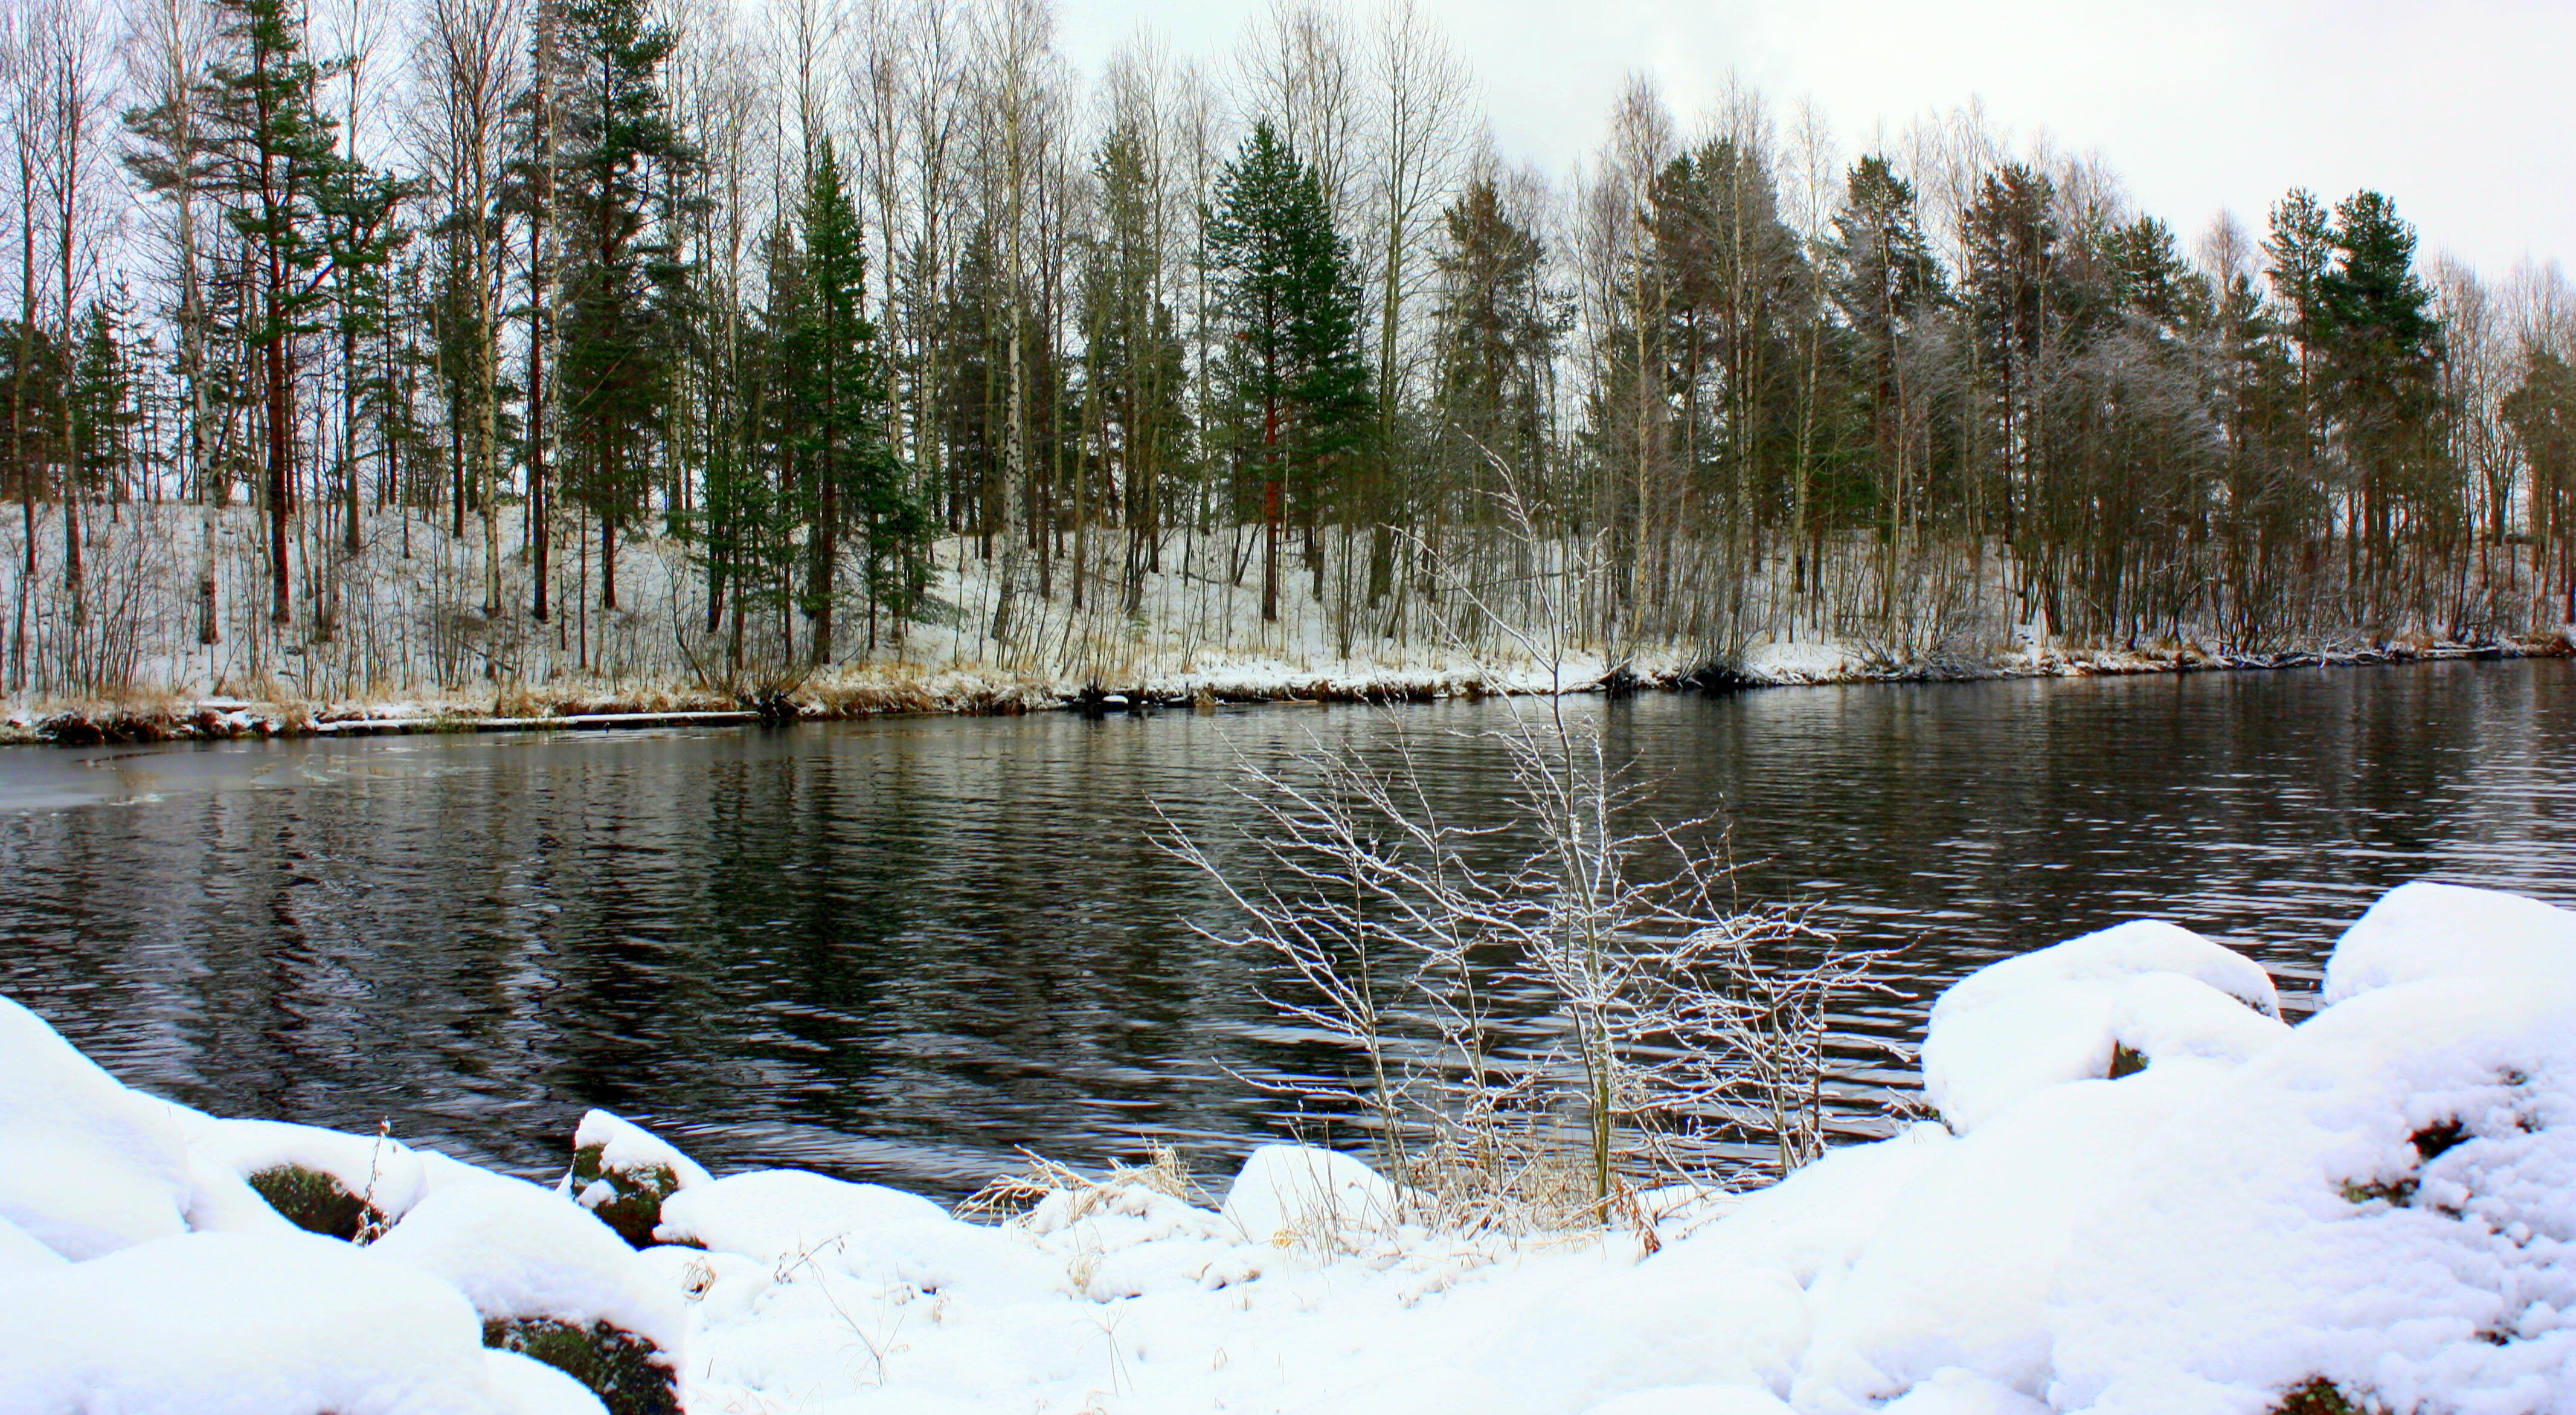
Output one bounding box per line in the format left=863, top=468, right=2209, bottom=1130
left=68, top=301, right=139, bottom=500
left=785, top=141, right=916, bottom=662
left=2321, top=190, right=2441, bottom=563
left=1208, top=120, right=1370, bottom=621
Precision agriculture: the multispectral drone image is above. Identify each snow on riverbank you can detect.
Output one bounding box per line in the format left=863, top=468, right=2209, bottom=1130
left=5, top=880, right=2575, bottom=1413
left=7, top=628, right=2567, bottom=747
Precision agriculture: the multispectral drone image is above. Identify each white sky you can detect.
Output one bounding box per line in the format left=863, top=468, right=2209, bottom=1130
left=1054, top=0, right=2574, bottom=277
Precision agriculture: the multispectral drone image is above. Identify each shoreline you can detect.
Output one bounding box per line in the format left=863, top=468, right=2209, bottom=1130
left=4, top=881, right=2568, bottom=1411
left=4, top=630, right=2567, bottom=747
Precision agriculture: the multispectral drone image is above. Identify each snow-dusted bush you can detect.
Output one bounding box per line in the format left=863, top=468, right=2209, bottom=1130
left=1166, top=710, right=1888, bottom=1228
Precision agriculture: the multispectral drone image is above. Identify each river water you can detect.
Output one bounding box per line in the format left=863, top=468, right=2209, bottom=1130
left=4, top=659, right=2571, bottom=1193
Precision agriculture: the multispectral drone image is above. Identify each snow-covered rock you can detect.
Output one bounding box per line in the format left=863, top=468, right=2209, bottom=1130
left=652, top=1167, right=948, bottom=1260
left=1935, top=919, right=2281, bottom=1020
left=182, top=1114, right=431, bottom=1237
left=1221, top=1144, right=1405, bottom=1248
left=0, top=1231, right=501, bottom=1414
left=562, top=1109, right=710, bottom=1249
left=2046, top=971, right=2576, bottom=1413
left=1921, top=920, right=2285, bottom=1132
left=370, top=1173, right=685, bottom=1358
left=2321, top=879, right=2576, bottom=1004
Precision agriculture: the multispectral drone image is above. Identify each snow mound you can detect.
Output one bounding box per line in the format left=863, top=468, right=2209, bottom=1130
left=2321, top=880, right=2576, bottom=1004
left=0, top=1212, right=66, bottom=1270
left=0, top=996, right=283, bottom=1259
left=0, top=1230, right=500, bottom=1414
left=783, top=1203, right=1070, bottom=1306
left=1221, top=1144, right=1405, bottom=1247
left=1652, top=1123, right=1950, bottom=1288
left=1878, top=1368, right=2051, bottom=1415
left=652, top=1167, right=948, bottom=1260
left=484, top=1352, right=610, bottom=1415
left=1579, top=1387, right=1796, bottom=1415
left=370, top=1172, right=685, bottom=1356
left=1935, top=920, right=2280, bottom=1020
left=2046, top=973, right=2576, bottom=1413
left=1795, top=1063, right=2234, bottom=1408
left=1922, top=920, right=2285, bottom=1131
left=1481, top=1260, right=1811, bottom=1412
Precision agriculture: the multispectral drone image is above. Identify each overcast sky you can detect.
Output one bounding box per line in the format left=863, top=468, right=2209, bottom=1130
left=1053, top=0, right=2572, bottom=278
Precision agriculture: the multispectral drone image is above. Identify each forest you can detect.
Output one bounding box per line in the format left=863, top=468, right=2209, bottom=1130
left=4, top=0, right=2574, bottom=707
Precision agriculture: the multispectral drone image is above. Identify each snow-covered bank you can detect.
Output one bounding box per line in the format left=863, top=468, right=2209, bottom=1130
left=5, top=880, right=2575, bottom=1413
left=6, top=501, right=2569, bottom=746
left=6, top=628, right=2568, bottom=747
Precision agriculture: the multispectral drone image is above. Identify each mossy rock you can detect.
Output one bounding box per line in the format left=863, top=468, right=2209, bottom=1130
left=247, top=1164, right=378, bottom=1241
left=484, top=1317, right=679, bottom=1415
left=568, top=1142, right=681, bottom=1249
left=2108, top=1042, right=2149, bottom=1079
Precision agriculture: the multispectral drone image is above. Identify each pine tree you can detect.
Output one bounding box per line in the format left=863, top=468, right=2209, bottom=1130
left=1963, top=162, right=2058, bottom=550
left=1430, top=176, right=1554, bottom=517
left=1826, top=156, right=1939, bottom=544
left=197, top=0, right=380, bottom=624
left=554, top=0, right=693, bottom=611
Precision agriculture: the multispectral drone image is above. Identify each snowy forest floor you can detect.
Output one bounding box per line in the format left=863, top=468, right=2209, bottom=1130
left=5, top=880, right=2574, bottom=1413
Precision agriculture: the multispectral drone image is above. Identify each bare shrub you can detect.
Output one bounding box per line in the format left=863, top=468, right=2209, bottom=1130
left=1164, top=460, right=1891, bottom=1232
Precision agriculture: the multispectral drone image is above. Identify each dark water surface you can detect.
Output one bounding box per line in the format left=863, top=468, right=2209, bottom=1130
left=4, top=659, right=2572, bottom=1193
